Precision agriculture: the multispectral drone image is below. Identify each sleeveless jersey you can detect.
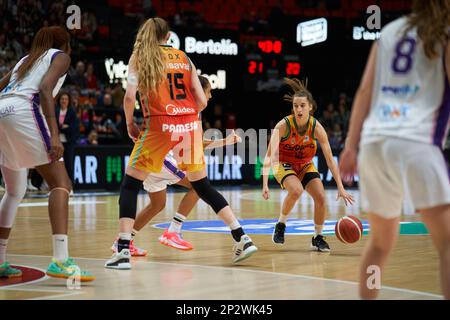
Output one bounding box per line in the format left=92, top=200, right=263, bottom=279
left=128, top=45, right=199, bottom=131
left=0, top=49, right=67, bottom=103
left=361, top=17, right=450, bottom=148
left=279, top=115, right=317, bottom=167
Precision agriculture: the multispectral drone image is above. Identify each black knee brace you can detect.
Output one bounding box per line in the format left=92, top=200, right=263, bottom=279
left=190, top=177, right=228, bottom=214
left=119, top=174, right=142, bottom=220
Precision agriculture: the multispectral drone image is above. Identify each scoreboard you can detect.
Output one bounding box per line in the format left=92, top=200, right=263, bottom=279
left=241, top=35, right=301, bottom=92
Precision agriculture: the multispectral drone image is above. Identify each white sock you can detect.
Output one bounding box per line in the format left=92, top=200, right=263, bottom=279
left=168, top=212, right=186, bottom=233
left=52, top=234, right=69, bottom=261
left=0, top=239, right=8, bottom=264
left=119, top=232, right=132, bottom=241
left=229, top=220, right=241, bottom=230
left=278, top=213, right=288, bottom=224
left=314, top=224, right=323, bottom=237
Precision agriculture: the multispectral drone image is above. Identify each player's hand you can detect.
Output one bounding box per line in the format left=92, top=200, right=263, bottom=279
left=339, top=147, right=358, bottom=186
left=49, top=135, right=64, bottom=161
left=262, top=185, right=270, bottom=200
left=336, top=188, right=354, bottom=206
left=127, top=122, right=140, bottom=142
left=225, top=130, right=242, bottom=145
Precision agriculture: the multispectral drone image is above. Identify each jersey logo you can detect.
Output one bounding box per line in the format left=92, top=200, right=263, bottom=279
left=165, top=104, right=196, bottom=116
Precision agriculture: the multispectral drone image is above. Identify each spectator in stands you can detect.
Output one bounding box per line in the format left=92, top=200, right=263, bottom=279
left=101, top=93, right=116, bottom=108
left=85, top=62, right=99, bottom=93
left=111, top=82, right=125, bottom=108
left=71, top=61, right=88, bottom=90
left=320, top=103, right=338, bottom=131
left=337, top=99, right=350, bottom=133
left=88, top=130, right=98, bottom=145
left=56, top=92, right=80, bottom=181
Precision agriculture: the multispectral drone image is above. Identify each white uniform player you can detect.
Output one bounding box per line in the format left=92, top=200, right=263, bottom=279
left=358, top=17, right=450, bottom=217
left=0, top=49, right=66, bottom=170
left=142, top=150, right=186, bottom=192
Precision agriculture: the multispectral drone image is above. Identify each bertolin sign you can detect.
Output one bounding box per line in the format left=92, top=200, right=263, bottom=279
left=296, top=18, right=328, bottom=47
left=168, top=31, right=238, bottom=56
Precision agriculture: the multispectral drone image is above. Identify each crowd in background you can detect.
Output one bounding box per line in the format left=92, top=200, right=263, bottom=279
left=0, top=0, right=353, bottom=191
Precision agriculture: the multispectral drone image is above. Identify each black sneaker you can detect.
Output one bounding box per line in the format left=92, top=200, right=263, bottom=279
left=272, top=222, right=286, bottom=244
left=311, top=235, right=331, bottom=252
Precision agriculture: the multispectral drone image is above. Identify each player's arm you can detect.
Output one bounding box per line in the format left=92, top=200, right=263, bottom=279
left=262, top=120, right=285, bottom=199
left=0, top=70, right=12, bottom=92
left=39, top=53, right=71, bottom=161
left=188, top=58, right=207, bottom=111
left=123, top=54, right=139, bottom=141
left=203, top=130, right=242, bottom=149
left=315, top=121, right=354, bottom=206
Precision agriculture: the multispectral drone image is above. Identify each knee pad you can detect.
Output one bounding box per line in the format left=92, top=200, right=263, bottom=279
left=190, top=177, right=228, bottom=214
left=119, top=175, right=142, bottom=220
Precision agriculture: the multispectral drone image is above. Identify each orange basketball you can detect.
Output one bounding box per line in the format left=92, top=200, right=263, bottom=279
left=335, top=216, right=364, bottom=244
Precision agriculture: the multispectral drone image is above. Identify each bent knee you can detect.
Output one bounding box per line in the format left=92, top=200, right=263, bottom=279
left=289, top=188, right=303, bottom=199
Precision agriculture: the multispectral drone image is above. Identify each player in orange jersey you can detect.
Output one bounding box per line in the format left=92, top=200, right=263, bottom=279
left=105, top=18, right=257, bottom=269
left=110, top=76, right=242, bottom=255
left=262, top=78, right=354, bottom=252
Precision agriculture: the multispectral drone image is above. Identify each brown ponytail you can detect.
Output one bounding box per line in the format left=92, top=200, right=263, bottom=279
left=283, top=77, right=317, bottom=115
left=16, top=26, right=70, bottom=82
left=406, top=0, right=450, bottom=60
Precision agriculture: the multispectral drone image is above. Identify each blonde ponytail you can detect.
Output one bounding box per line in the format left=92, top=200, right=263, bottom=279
left=132, top=17, right=170, bottom=95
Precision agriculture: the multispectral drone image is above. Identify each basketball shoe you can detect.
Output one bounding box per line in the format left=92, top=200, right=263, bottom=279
left=311, top=235, right=331, bottom=252
left=159, top=229, right=193, bottom=251
left=111, top=238, right=147, bottom=256
left=0, top=261, right=22, bottom=278
left=105, top=249, right=131, bottom=270
left=232, top=235, right=258, bottom=263
left=272, top=222, right=286, bottom=244
left=46, top=258, right=95, bottom=281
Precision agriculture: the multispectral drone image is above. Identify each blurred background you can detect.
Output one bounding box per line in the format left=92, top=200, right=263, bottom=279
left=2, top=0, right=444, bottom=192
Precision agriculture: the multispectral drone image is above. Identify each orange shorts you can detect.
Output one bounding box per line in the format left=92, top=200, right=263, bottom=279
left=273, top=162, right=320, bottom=189
left=128, top=116, right=205, bottom=173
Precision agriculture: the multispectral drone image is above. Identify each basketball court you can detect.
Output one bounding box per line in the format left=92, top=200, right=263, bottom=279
left=0, top=188, right=442, bottom=300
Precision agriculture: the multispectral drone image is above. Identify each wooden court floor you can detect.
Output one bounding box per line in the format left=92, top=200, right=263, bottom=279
left=0, top=187, right=443, bottom=300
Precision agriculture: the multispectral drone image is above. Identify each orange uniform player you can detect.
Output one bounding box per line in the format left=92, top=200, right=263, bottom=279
left=128, top=45, right=204, bottom=174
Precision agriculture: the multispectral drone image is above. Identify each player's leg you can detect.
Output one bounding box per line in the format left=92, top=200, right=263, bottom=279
left=273, top=175, right=303, bottom=244
left=159, top=177, right=198, bottom=251
left=304, top=174, right=330, bottom=252
left=35, top=161, right=94, bottom=281
left=359, top=213, right=400, bottom=299
left=186, top=168, right=257, bottom=263
left=106, top=129, right=169, bottom=269
left=420, top=204, right=450, bottom=299
left=0, top=166, right=27, bottom=278
left=357, top=141, right=403, bottom=299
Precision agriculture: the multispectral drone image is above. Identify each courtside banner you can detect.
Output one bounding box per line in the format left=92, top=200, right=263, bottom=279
left=72, top=145, right=354, bottom=190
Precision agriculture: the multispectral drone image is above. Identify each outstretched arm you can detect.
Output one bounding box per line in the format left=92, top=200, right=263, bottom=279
left=315, top=121, right=354, bottom=206
left=203, top=130, right=242, bottom=149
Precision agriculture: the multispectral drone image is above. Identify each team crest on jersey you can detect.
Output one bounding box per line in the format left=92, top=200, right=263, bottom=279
left=303, top=136, right=309, bottom=143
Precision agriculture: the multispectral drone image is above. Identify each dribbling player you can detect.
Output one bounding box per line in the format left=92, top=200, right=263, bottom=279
left=340, top=0, right=450, bottom=299
left=262, top=78, right=354, bottom=252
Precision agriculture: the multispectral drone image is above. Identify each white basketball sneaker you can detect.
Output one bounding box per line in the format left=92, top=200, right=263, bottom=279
left=105, top=249, right=131, bottom=270
left=232, top=235, right=258, bottom=263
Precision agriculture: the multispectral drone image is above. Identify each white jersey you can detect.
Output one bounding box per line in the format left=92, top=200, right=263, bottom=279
left=0, top=48, right=66, bottom=102
left=361, top=17, right=450, bottom=148
left=0, top=48, right=67, bottom=170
